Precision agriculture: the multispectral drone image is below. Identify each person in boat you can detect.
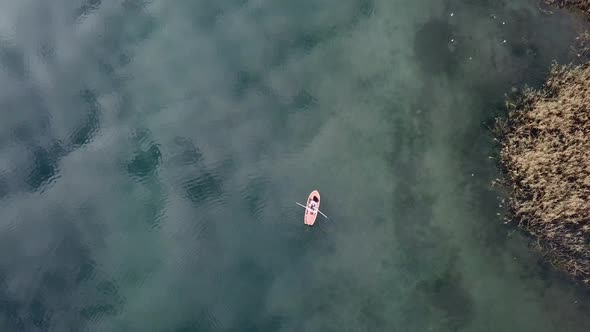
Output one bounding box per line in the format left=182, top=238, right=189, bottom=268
left=308, top=200, right=317, bottom=213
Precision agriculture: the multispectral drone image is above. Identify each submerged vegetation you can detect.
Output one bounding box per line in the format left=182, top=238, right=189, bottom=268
left=495, top=1, right=590, bottom=285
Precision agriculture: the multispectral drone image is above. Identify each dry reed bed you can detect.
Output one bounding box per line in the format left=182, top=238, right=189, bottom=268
left=495, top=63, right=590, bottom=285
left=545, top=0, right=590, bottom=16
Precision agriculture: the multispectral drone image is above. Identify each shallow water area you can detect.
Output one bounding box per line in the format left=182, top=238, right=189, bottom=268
left=1, top=0, right=590, bottom=331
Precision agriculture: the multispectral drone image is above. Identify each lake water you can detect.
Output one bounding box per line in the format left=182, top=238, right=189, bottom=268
left=1, top=0, right=590, bottom=331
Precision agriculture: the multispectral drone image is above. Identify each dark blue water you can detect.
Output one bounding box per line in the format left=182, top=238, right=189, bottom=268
left=1, top=0, right=590, bottom=331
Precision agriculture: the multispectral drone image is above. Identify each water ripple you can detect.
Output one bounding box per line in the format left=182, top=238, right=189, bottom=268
left=181, top=171, right=224, bottom=205
left=238, top=174, right=269, bottom=223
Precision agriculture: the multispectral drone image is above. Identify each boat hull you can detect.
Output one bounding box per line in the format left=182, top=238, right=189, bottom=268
left=304, top=190, right=320, bottom=226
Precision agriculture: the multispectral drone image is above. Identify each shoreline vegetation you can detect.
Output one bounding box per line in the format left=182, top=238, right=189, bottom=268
left=545, top=0, right=590, bottom=17
left=494, top=1, right=590, bottom=286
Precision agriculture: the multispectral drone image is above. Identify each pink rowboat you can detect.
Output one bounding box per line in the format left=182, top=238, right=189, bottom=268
left=296, top=190, right=329, bottom=226
left=304, top=190, right=320, bottom=226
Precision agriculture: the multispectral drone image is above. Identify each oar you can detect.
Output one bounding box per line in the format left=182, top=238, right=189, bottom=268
left=317, top=209, right=329, bottom=219
left=295, top=202, right=330, bottom=220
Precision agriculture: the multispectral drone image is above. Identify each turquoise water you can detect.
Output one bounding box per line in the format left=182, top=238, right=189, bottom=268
left=1, top=0, right=590, bottom=331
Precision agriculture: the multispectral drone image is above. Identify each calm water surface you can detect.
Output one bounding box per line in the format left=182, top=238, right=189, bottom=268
left=1, top=0, right=590, bottom=331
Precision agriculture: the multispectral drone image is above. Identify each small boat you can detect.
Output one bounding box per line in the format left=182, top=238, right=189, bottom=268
left=304, top=190, right=320, bottom=226
left=296, top=190, right=328, bottom=226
